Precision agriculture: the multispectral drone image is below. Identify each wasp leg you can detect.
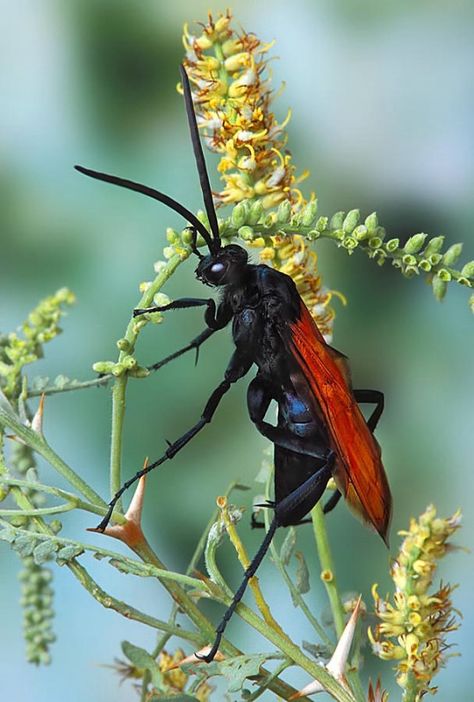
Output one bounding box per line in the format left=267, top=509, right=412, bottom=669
left=95, top=349, right=252, bottom=532
left=247, top=378, right=329, bottom=459
left=200, top=459, right=333, bottom=664
left=148, top=327, right=216, bottom=372
left=134, top=297, right=214, bottom=318
left=354, top=389, right=384, bottom=432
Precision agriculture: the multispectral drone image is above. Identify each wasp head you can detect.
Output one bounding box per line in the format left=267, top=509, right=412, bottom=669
left=195, top=244, right=248, bottom=287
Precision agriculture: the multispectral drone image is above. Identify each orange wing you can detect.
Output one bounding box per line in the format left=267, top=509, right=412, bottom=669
left=288, top=301, right=392, bottom=543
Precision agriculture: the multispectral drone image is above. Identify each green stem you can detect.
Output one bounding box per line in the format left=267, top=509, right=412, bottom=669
left=0, top=503, right=75, bottom=517
left=70, top=560, right=203, bottom=644
left=311, top=504, right=345, bottom=637
left=0, top=477, right=113, bottom=518
left=108, top=252, right=187, bottom=507
left=0, top=403, right=105, bottom=507
left=26, top=375, right=111, bottom=398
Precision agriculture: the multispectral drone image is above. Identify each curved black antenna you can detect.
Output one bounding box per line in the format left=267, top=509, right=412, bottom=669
left=179, top=64, right=221, bottom=252
left=74, top=165, right=215, bottom=253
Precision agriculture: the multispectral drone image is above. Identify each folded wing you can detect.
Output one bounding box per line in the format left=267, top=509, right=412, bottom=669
left=287, top=301, right=392, bottom=543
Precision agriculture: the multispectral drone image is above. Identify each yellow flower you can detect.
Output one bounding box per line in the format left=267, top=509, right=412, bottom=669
left=181, top=12, right=345, bottom=335
left=370, top=505, right=461, bottom=701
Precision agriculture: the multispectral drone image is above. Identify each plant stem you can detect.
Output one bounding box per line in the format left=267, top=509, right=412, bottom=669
left=0, top=403, right=105, bottom=507
left=311, top=504, right=345, bottom=637
left=108, top=252, right=187, bottom=508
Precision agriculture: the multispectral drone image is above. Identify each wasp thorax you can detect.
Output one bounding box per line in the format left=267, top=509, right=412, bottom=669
left=195, top=244, right=248, bottom=286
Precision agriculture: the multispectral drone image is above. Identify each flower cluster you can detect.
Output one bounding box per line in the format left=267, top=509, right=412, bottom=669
left=369, top=505, right=461, bottom=700
left=182, top=11, right=307, bottom=209
left=181, top=12, right=341, bottom=335
left=0, top=287, right=75, bottom=399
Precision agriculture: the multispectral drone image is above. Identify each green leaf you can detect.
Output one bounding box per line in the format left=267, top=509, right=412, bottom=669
left=56, top=544, right=84, bottom=565
left=122, top=640, right=157, bottom=672
left=295, top=552, right=310, bottom=594
left=219, top=654, right=269, bottom=693
left=280, top=527, right=296, bottom=566
left=0, top=525, right=16, bottom=543
left=12, top=534, right=37, bottom=557
left=33, top=539, right=59, bottom=565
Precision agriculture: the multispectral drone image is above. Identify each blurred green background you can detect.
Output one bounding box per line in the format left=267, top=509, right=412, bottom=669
left=1, top=1, right=472, bottom=700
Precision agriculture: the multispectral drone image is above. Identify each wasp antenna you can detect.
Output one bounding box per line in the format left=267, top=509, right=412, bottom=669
left=179, top=64, right=221, bottom=252
left=74, top=165, right=214, bottom=254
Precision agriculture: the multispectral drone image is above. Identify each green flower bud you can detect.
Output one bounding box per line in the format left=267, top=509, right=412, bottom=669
left=315, top=216, right=328, bottom=232
left=432, top=276, right=448, bottom=301
left=457, top=276, right=471, bottom=286
left=307, top=229, right=321, bottom=241
left=116, top=338, right=131, bottom=352
left=365, top=212, right=378, bottom=233
left=342, top=209, right=360, bottom=234
left=248, top=200, right=264, bottom=225
left=402, top=254, right=417, bottom=266
left=404, top=233, right=427, bottom=254
left=424, top=235, right=445, bottom=256
left=333, top=229, right=344, bottom=241
left=369, top=237, right=382, bottom=249
left=196, top=209, right=209, bottom=227
left=181, top=228, right=193, bottom=245
left=92, top=361, right=115, bottom=374
left=276, top=200, right=292, bottom=224
left=429, top=253, right=443, bottom=266
left=437, top=268, right=452, bottom=282
left=301, top=199, right=318, bottom=226
left=122, top=355, right=137, bottom=370
left=461, top=261, right=474, bottom=278
left=342, top=237, right=358, bottom=251
left=375, top=226, right=386, bottom=242
left=419, top=259, right=432, bottom=272
left=238, top=225, right=255, bottom=242
left=231, top=201, right=248, bottom=227
left=330, top=211, right=344, bottom=230
left=392, top=258, right=402, bottom=269
left=385, top=238, right=400, bottom=252
left=262, top=214, right=275, bottom=229
left=403, top=265, right=419, bottom=278
left=442, top=242, right=463, bottom=265
left=111, top=363, right=125, bottom=377
left=353, top=225, right=369, bottom=241
left=166, top=228, right=179, bottom=244
left=128, top=365, right=150, bottom=378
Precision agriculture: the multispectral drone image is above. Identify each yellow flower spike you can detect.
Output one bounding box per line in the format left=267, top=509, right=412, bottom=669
left=370, top=505, right=462, bottom=700
left=181, top=12, right=344, bottom=335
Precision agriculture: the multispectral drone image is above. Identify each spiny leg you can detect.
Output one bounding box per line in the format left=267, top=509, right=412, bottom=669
left=134, top=297, right=214, bottom=317
left=148, top=327, right=215, bottom=372
left=96, top=349, right=252, bottom=531
left=200, top=458, right=334, bottom=663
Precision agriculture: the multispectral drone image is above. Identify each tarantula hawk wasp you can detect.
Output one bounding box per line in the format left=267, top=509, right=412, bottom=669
left=75, top=65, right=392, bottom=663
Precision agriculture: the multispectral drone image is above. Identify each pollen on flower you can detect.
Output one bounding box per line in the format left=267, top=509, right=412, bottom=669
left=369, top=505, right=462, bottom=701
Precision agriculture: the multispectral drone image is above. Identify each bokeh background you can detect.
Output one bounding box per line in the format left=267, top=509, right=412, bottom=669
left=1, top=1, right=473, bottom=700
